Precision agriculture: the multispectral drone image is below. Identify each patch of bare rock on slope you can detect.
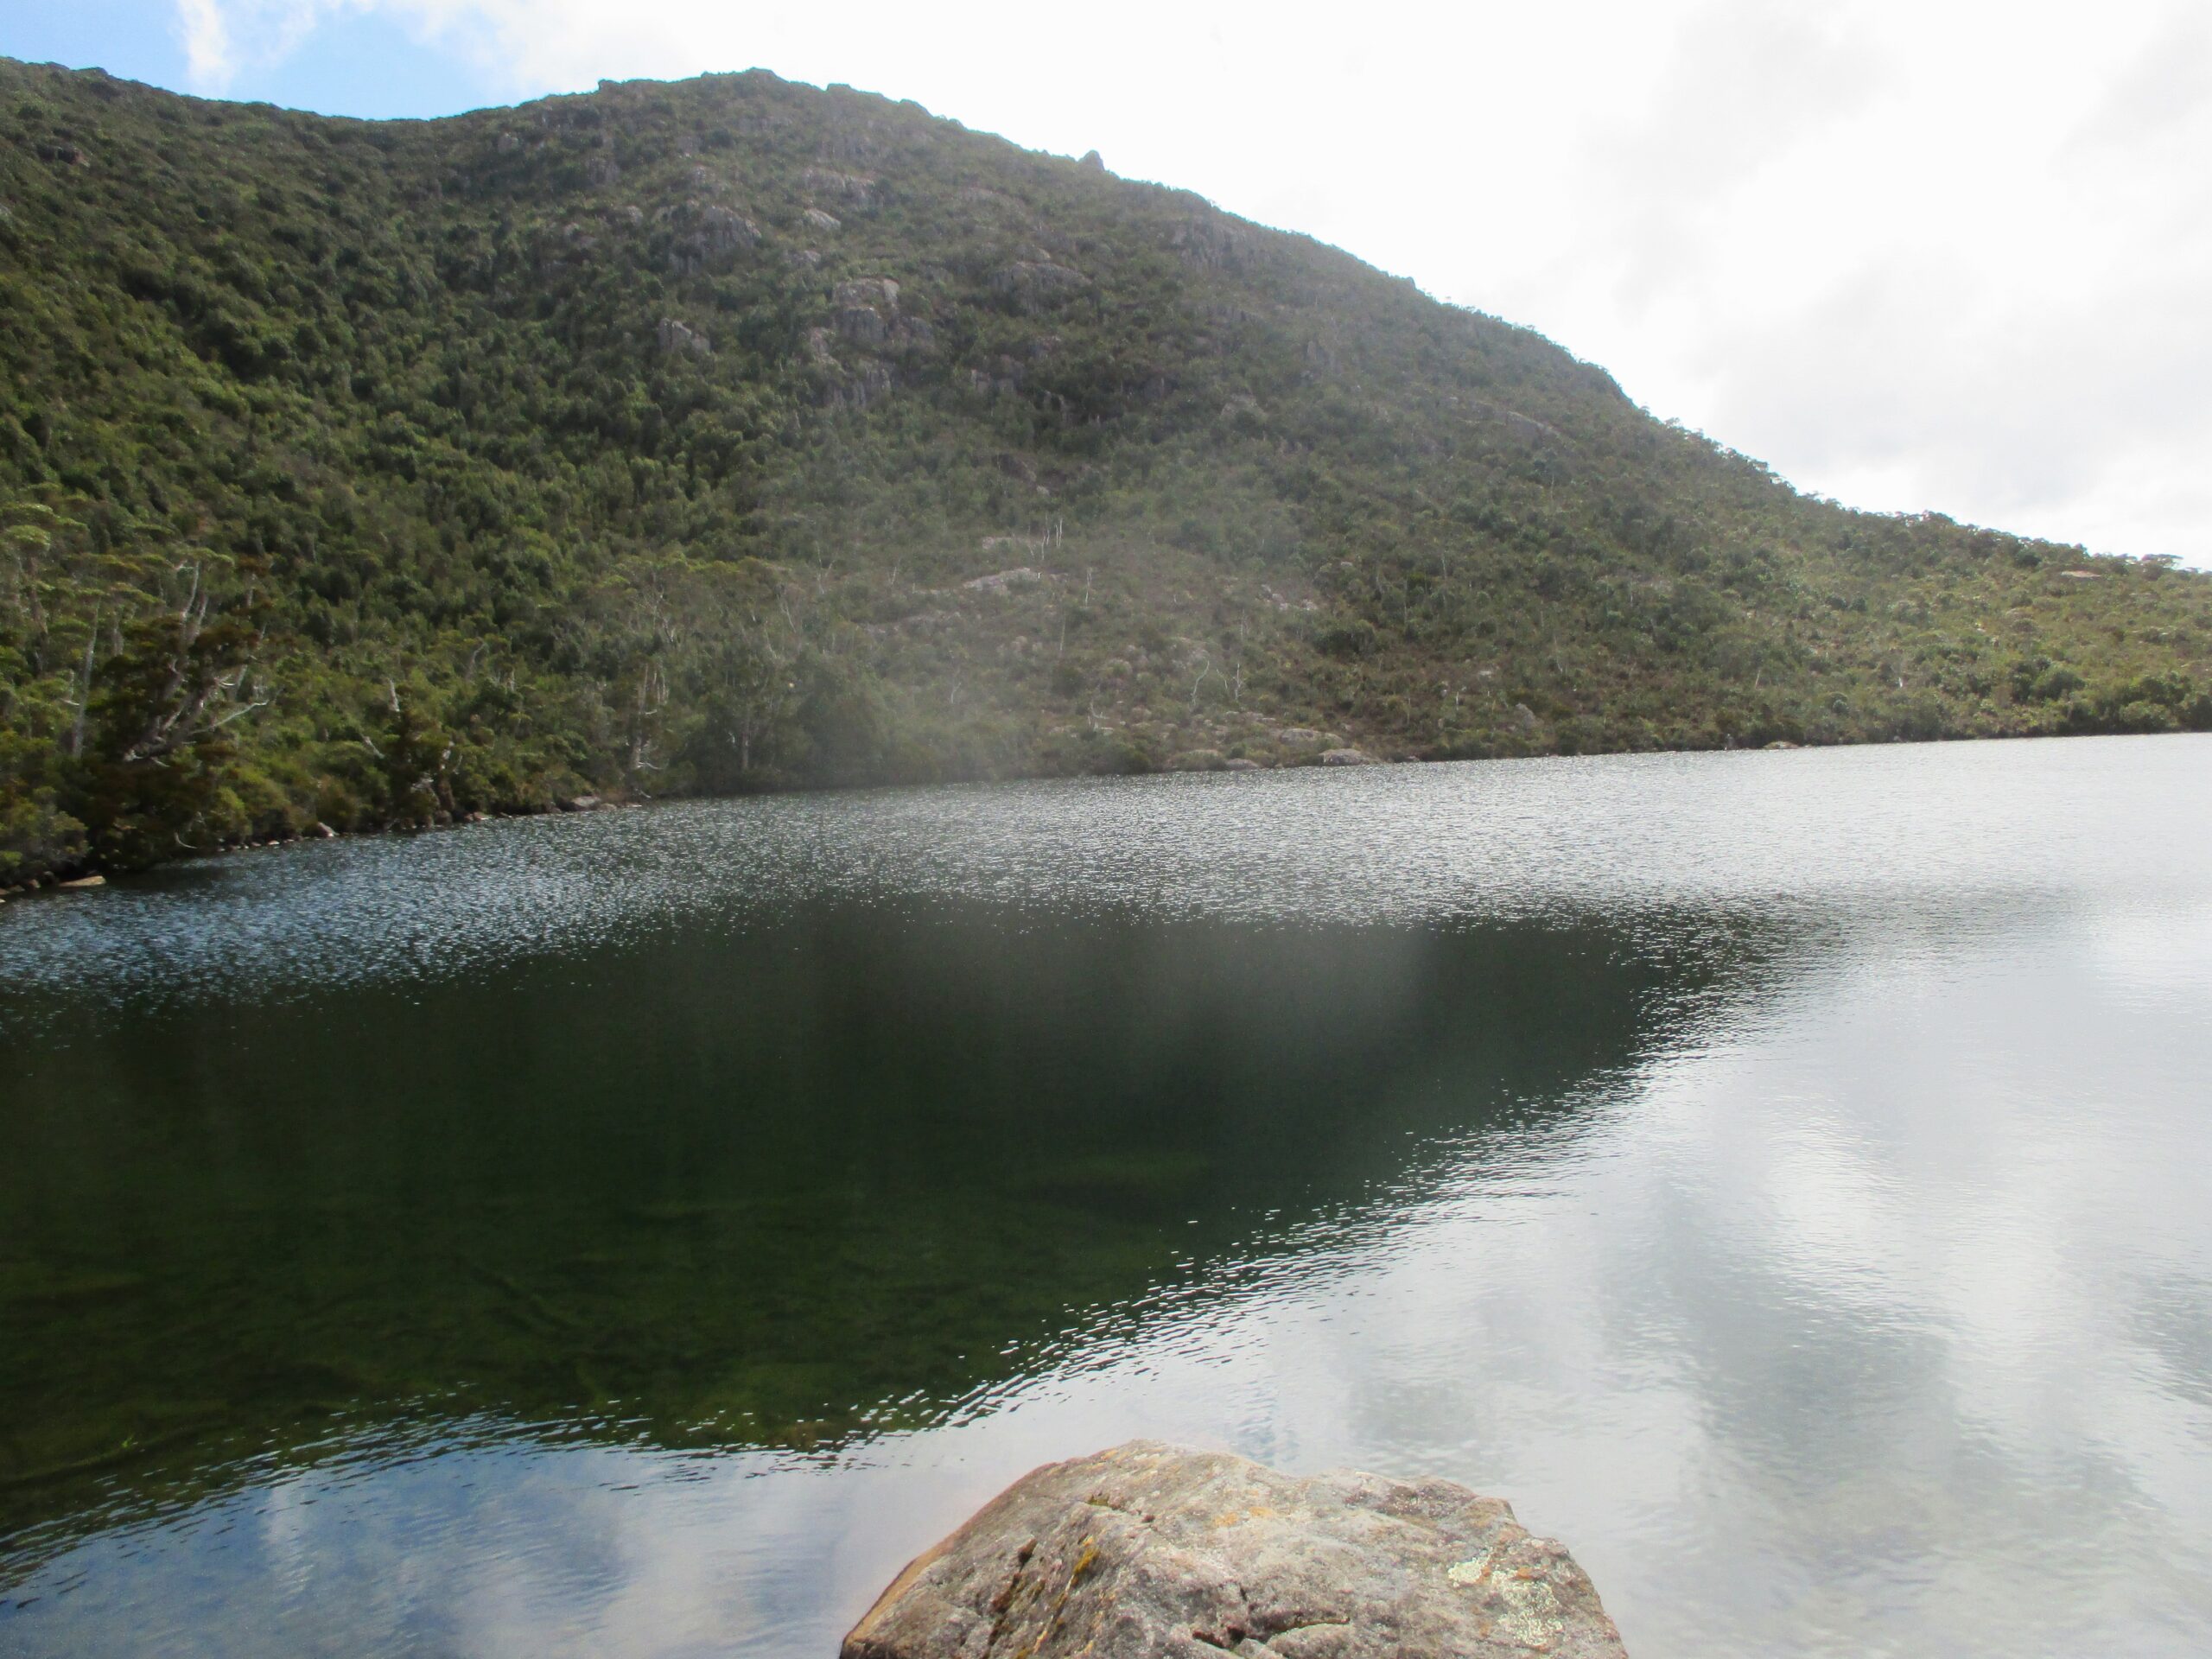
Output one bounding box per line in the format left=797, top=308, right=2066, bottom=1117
left=842, top=1440, right=1628, bottom=1657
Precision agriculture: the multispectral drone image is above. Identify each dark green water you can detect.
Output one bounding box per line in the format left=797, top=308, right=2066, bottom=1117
left=2, top=736, right=2209, bottom=1656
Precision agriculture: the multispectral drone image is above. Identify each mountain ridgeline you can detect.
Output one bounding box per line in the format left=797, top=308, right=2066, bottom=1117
left=3, top=60, right=2209, bottom=880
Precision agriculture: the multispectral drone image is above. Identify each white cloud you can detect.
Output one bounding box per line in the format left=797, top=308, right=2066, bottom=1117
left=173, top=0, right=2212, bottom=563
left=173, top=0, right=236, bottom=88
left=175, top=0, right=356, bottom=92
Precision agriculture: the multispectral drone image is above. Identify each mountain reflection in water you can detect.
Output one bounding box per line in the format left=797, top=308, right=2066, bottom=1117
left=2, top=904, right=1699, bottom=1538
left=3, top=736, right=2209, bottom=1657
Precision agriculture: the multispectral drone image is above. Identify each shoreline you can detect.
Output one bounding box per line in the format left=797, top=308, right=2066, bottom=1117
left=7, top=724, right=2203, bottom=903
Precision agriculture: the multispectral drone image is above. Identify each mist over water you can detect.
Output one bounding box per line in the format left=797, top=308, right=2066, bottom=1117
left=3, top=736, right=2209, bottom=1656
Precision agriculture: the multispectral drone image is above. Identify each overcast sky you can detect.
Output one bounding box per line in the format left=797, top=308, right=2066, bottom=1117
left=10, top=0, right=2210, bottom=565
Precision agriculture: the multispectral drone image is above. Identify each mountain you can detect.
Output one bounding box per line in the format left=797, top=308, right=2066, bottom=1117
left=3, top=58, right=2208, bottom=881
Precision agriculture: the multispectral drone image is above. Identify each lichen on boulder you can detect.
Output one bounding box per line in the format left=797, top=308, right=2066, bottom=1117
left=842, top=1440, right=1628, bottom=1658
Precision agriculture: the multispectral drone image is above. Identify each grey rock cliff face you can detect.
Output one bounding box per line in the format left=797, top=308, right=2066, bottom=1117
left=656, top=318, right=712, bottom=359
left=842, top=1440, right=1628, bottom=1659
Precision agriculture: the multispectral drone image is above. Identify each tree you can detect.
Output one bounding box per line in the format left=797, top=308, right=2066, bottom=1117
left=79, top=560, right=270, bottom=868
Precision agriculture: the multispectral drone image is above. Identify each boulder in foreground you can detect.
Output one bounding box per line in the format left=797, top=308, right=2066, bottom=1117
left=842, top=1440, right=1627, bottom=1658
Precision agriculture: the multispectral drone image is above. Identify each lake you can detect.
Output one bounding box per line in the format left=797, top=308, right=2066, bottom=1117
left=2, top=734, right=2209, bottom=1657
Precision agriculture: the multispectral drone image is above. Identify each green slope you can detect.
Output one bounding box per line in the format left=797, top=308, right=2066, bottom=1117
left=3, top=60, right=2208, bottom=880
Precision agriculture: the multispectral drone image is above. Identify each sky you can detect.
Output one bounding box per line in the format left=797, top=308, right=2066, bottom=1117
left=7, top=0, right=2209, bottom=565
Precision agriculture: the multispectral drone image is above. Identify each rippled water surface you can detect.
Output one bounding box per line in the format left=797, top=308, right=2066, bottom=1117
left=3, top=736, right=2209, bottom=1656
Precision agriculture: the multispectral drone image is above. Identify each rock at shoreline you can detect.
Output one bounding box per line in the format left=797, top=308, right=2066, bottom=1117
left=842, top=1440, right=1628, bottom=1659
left=1321, top=747, right=1381, bottom=766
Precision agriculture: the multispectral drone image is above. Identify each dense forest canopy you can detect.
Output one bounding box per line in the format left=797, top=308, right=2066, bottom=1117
left=3, top=58, right=2208, bottom=882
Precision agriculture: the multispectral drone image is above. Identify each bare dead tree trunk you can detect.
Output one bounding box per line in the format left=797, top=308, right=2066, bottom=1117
left=67, top=601, right=99, bottom=758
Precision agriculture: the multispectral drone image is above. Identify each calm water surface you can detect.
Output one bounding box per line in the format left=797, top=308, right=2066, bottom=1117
left=2, top=736, right=2209, bottom=1656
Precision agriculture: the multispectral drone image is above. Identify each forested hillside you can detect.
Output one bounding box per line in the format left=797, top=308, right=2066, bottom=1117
left=3, top=58, right=2209, bottom=881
